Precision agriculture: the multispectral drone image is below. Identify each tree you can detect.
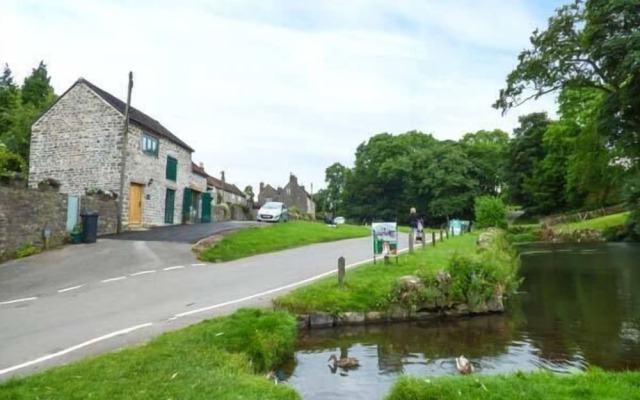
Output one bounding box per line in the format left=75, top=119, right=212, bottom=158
left=494, top=0, right=640, bottom=162
left=21, top=61, right=56, bottom=110
left=474, top=196, right=508, bottom=229
left=312, top=188, right=329, bottom=213
left=503, top=113, right=551, bottom=209
left=414, top=141, right=478, bottom=223
left=460, top=129, right=509, bottom=196
left=324, top=162, right=347, bottom=216
left=243, top=185, right=255, bottom=202
left=0, top=64, right=18, bottom=134
left=0, top=61, right=56, bottom=168
left=0, top=144, right=26, bottom=175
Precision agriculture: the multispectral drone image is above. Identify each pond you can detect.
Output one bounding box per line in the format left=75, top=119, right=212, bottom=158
left=280, top=242, right=640, bottom=400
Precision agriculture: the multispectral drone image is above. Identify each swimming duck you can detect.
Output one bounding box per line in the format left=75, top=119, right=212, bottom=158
left=328, top=354, right=360, bottom=369
left=455, top=355, right=474, bottom=375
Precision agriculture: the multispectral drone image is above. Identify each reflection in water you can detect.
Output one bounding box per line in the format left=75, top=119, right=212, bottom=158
left=284, top=242, right=640, bottom=400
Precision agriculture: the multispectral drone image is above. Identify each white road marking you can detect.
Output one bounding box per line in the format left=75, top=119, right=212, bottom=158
left=163, top=266, right=184, bottom=271
left=101, top=276, right=127, bottom=283
left=130, top=270, right=156, bottom=276
left=0, top=297, right=37, bottom=306
left=191, top=263, right=207, bottom=267
left=58, top=285, right=83, bottom=293
left=0, top=323, right=153, bottom=376
left=174, top=246, right=410, bottom=319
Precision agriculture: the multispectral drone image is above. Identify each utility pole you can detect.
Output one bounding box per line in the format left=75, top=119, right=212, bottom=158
left=116, top=72, right=134, bottom=234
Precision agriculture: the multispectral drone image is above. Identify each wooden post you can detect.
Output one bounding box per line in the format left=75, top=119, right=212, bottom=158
left=422, top=233, right=426, bottom=249
left=440, top=230, right=443, bottom=242
left=409, top=232, right=414, bottom=254
left=117, top=72, right=134, bottom=234
left=432, top=231, right=436, bottom=246
left=338, top=256, right=345, bottom=286
left=446, top=228, right=449, bottom=239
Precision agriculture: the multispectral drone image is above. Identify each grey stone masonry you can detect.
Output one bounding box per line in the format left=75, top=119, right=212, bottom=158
left=125, top=124, right=192, bottom=226
left=29, top=83, right=123, bottom=196
left=29, top=80, right=196, bottom=228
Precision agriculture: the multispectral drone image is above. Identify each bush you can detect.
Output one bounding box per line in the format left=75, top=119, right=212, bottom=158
left=448, top=231, right=520, bottom=304
left=16, top=242, right=40, bottom=258
left=474, top=196, right=508, bottom=229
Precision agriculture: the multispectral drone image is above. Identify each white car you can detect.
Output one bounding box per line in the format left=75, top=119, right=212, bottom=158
left=333, top=216, right=346, bottom=225
left=257, top=201, right=290, bottom=223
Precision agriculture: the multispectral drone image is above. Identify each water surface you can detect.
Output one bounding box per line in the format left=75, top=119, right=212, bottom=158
left=282, top=242, right=640, bottom=400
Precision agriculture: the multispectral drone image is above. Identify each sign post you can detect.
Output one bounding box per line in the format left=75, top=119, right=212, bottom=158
left=372, top=222, right=398, bottom=265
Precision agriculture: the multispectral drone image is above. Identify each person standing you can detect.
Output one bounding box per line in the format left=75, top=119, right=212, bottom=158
left=409, top=207, right=418, bottom=241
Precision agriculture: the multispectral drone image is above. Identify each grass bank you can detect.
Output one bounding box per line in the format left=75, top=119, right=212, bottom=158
left=386, top=369, right=640, bottom=400
left=557, top=211, right=630, bottom=231
left=0, top=309, right=300, bottom=400
left=507, top=212, right=631, bottom=243
left=199, top=221, right=370, bottom=262
left=273, top=234, right=480, bottom=314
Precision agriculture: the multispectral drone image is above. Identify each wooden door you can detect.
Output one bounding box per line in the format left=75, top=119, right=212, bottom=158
left=129, top=183, right=143, bottom=225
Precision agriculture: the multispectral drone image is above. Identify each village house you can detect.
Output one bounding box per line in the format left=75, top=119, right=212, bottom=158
left=206, top=170, right=247, bottom=206
left=28, top=77, right=210, bottom=228
left=257, top=173, right=316, bottom=214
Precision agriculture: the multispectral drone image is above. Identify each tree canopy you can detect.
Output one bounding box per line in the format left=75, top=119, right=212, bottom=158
left=0, top=61, right=57, bottom=175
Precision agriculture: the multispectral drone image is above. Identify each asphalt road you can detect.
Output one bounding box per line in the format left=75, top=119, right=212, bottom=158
left=0, top=230, right=412, bottom=380
left=102, top=220, right=259, bottom=243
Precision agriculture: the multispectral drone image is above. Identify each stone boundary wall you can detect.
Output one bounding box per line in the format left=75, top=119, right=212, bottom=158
left=81, top=195, right=119, bottom=236
left=295, top=302, right=504, bottom=330
left=213, top=204, right=255, bottom=222
left=0, top=185, right=118, bottom=260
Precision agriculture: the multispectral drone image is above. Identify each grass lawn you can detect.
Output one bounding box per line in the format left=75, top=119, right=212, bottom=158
left=557, top=212, right=631, bottom=231
left=199, top=221, right=370, bottom=262
left=386, top=369, right=640, bottom=400
left=0, top=309, right=300, bottom=400
left=273, top=233, right=477, bottom=314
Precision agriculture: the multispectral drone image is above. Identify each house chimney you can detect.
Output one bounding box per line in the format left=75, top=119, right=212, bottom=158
left=199, top=162, right=204, bottom=169
left=310, top=182, right=313, bottom=196
left=259, top=182, right=264, bottom=193
left=289, top=173, right=297, bottom=185
left=221, top=171, right=225, bottom=183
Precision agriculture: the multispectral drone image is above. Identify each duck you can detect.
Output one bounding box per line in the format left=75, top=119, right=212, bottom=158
left=328, top=354, right=360, bottom=369
left=455, top=355, right=474, bottom=375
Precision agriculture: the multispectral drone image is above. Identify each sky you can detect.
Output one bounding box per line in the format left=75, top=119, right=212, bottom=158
left=1, top=0, right=565, bottom=194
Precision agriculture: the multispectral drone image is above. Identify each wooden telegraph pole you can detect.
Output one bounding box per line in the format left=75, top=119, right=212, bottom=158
left=117, top=72, right=134, bottom=234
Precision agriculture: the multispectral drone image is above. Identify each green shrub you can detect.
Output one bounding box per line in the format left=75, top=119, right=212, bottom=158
left=289, top=205, right=301, bottom=215
left=448, top=232, right=520, bottom=304
left=16, top=242, right=40, bottom=258
left=474, top=196, right=508, bottom=229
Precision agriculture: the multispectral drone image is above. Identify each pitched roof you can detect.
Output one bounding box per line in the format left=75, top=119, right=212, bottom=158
left=206, top=175, right=246, bottom=198
left=191, top=162, right=208, bottom=177
left=79, top=78, right=195, bottom=152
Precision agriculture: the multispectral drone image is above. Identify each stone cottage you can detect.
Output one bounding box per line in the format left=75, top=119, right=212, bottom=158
left=28, top=77, right=207, bottom=228
left=206, top=171, right=247, bottom=206
left=258, top=173, right=316, bottom=214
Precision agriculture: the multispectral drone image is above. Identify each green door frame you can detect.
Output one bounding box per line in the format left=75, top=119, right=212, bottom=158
left=182, top=188, right=192, bottom=224
left=201, top=192, right=212, bottom=223
left=164, top=189, right=175, bottom=224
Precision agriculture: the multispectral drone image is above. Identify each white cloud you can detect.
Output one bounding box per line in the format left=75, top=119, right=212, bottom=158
left=1, top=0, right=562, bottom=193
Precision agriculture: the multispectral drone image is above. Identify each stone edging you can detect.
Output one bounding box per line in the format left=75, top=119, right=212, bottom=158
left=296, top=301, right=505, bottom=330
